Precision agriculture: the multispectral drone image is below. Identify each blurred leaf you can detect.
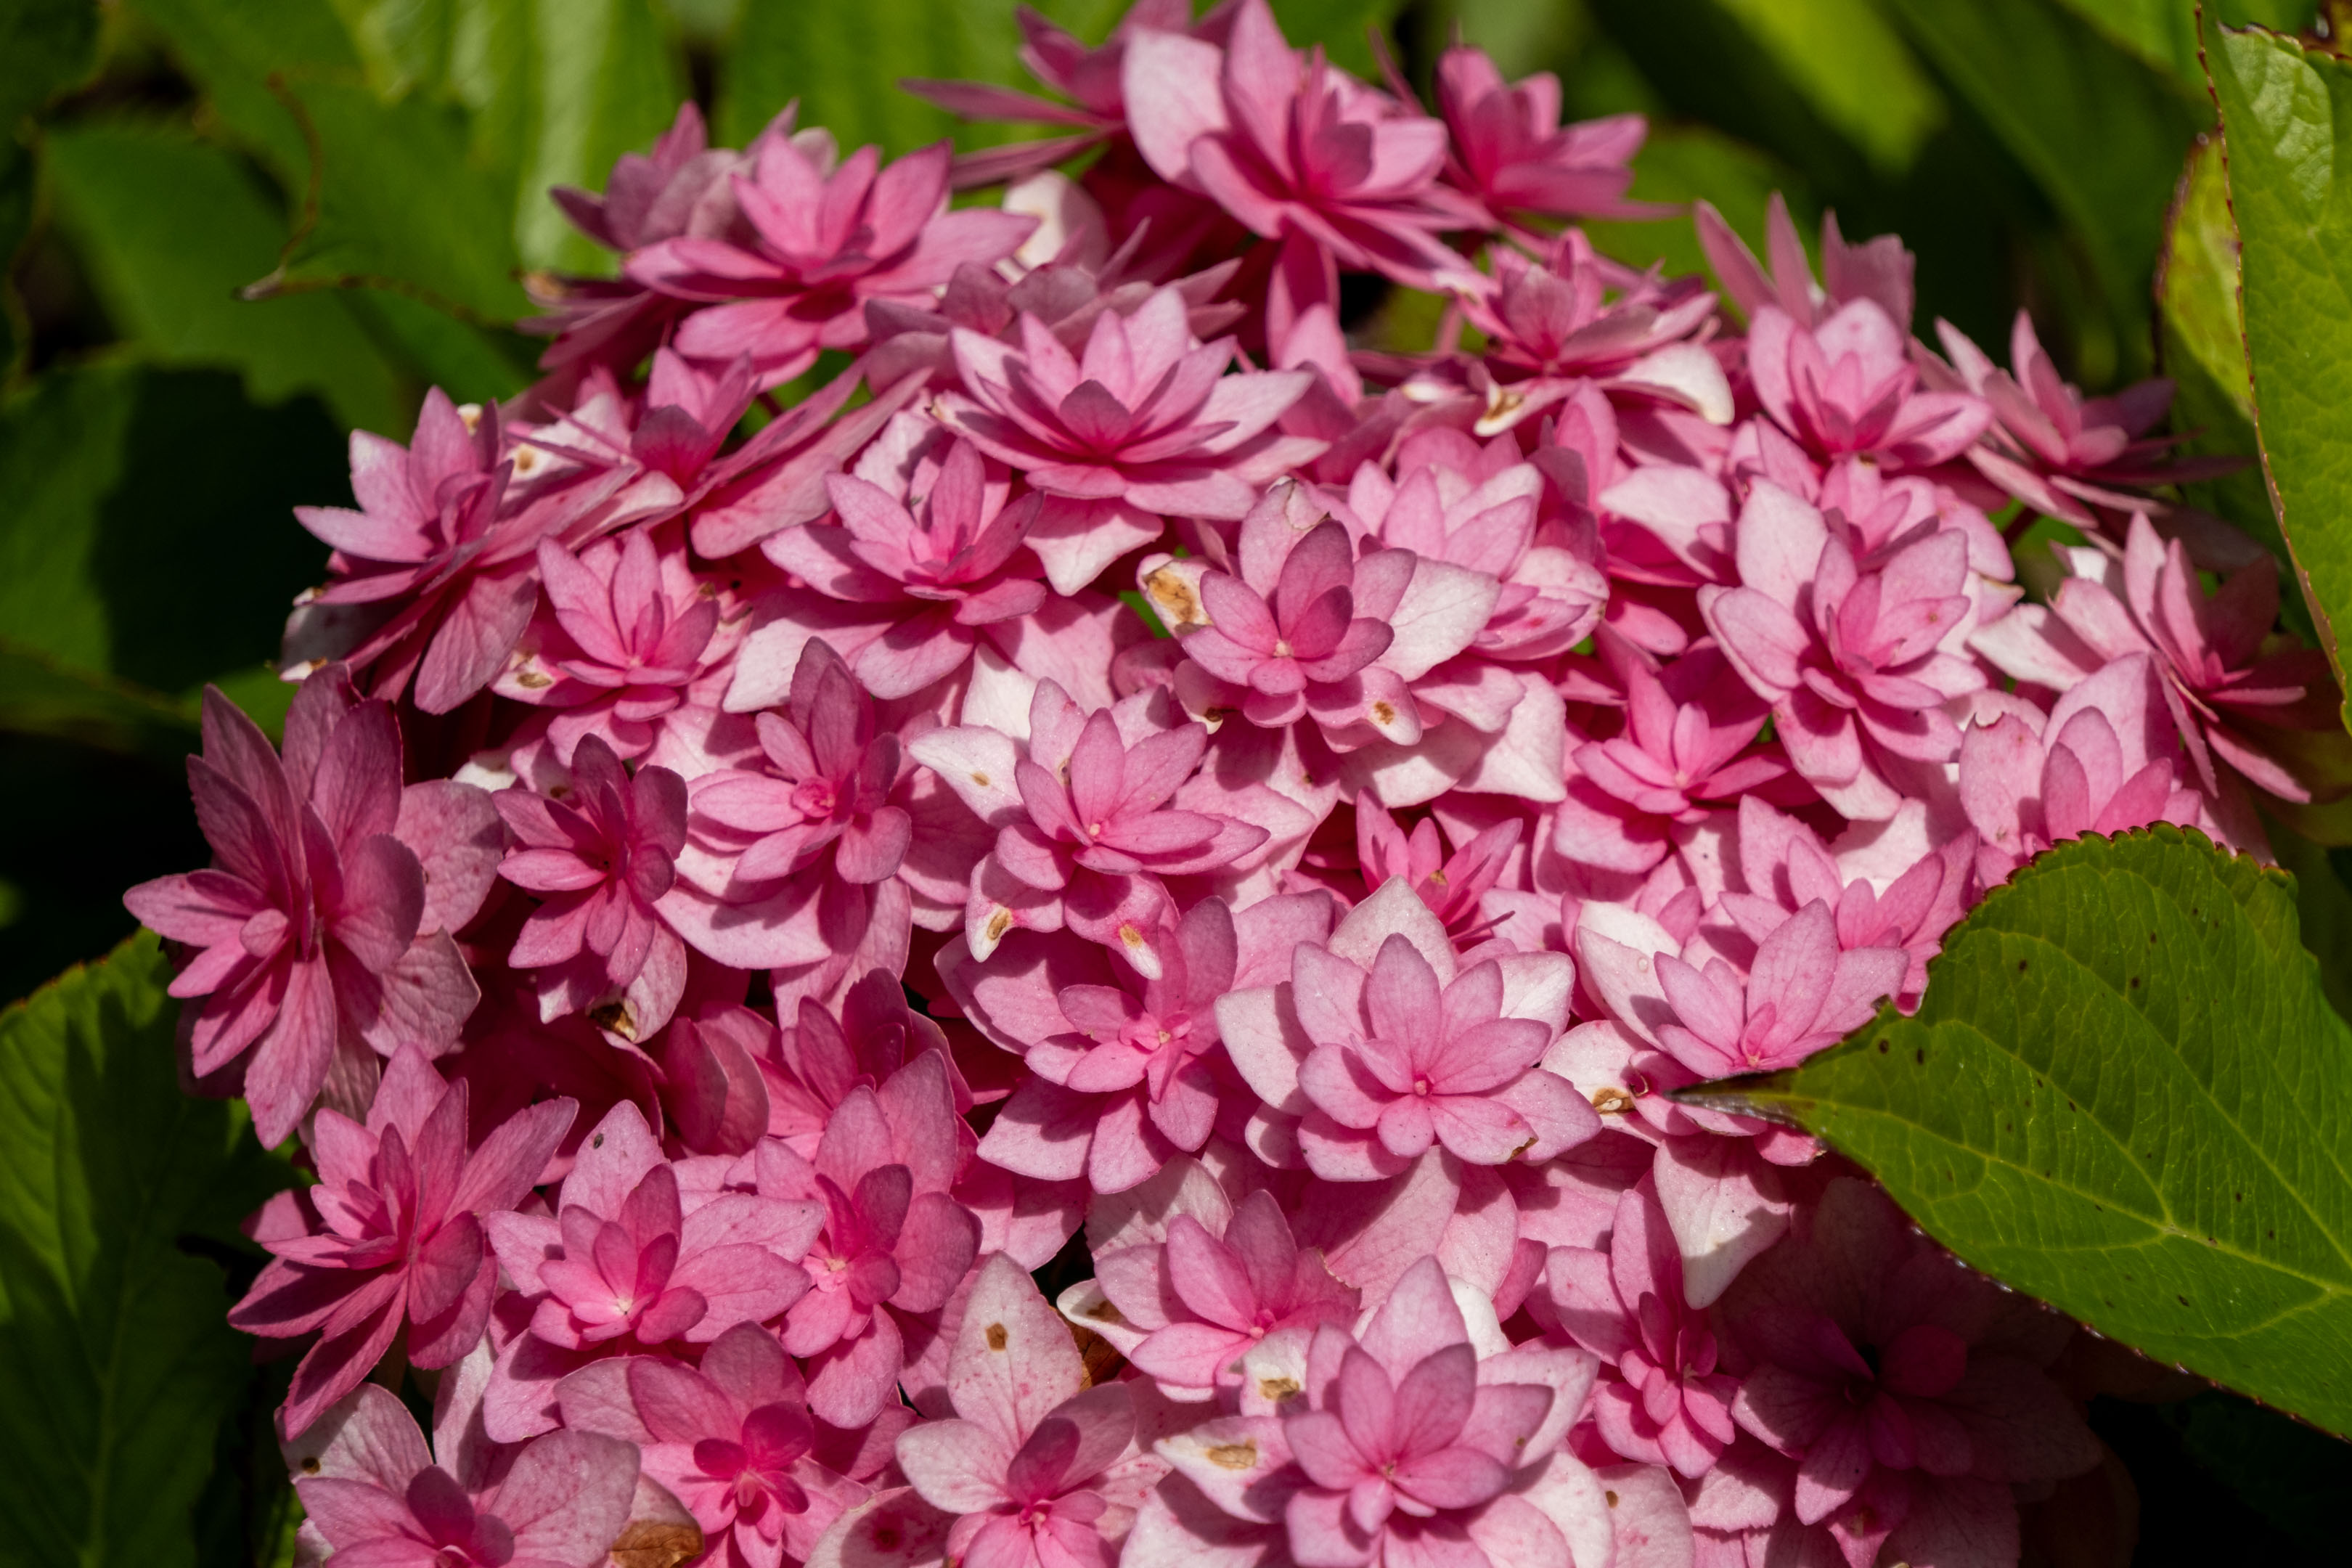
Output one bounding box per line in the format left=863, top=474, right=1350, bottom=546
left=0, top=931, right=295, bottom=1566
left=1267, top=0, right=1395, bottom=76
left=1585, top=123, right=1802, bottom=279
left=1879, top=0, right=2206, bottom=380
left=1, top=0, right=102, bottom=377
left=717, top=0, right=1024, bottom=152
left=0, top=641, right=197, bottom=763
left=2205, top=17, right=2352, bottom=722
left=123, top=0, right=364, bottom=184
left=2272, top=825, right=2352, bottom=1024
left=42, top=120, right=408, bottom=431
left=1711, top=0, right=1941, bottom=176
left=344, top=290, right=536, bottom=406
left=2049, top=0, right=2318, bottom=90
left=2159, top=1389, right=2352, bottom=1551
left=513, top=0, right=687, bottom=271
left=1696, top=825, right=2352, bottom=1436
left=0, top=364, right=339, bottom=693
left=2155, top=133, right=2296, bottom=578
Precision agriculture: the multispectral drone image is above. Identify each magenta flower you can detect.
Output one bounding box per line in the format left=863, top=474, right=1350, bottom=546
left=1723, top=1180, right=2099, bottom=1566
left=1746, top=299, right=1989, bottom=474
left=1700, top=481, right=1987, bottom=820
left=496, top=733, right=691, bottom=1042
left=229, top=1048, right=573, bottom=1436
left=288, top=390, right=669, bottom=713
left=1108, top=1190, right=1360, bottom=1399
left=748, top=970, right=962, bottom=1156
left=1652, top=901, right=1905, bottom=1078
left=555, top=1321, right=873, bottom=1568
left=760, top=433, right=1050, bottom=698
left=937, top=285, right=1322, bottom=593
left=624, top=137, right=1036, bottom=385
left=1354, top=792, right=1521, bottom=944
left=289, top=1384, right=638, bottom=1568
left=493, top=523, right=737, bottom=768
left=1571, top=641, right=1794, bottom=822
left=912, top=678, right=1268, bottom=976
left=754, top=1053, right=982, bottom=1429
left=1123, top=0, right=1479, bottom=332
left=125, top=673, right=496, bottom=1145
left=482, top=1100, right=823, bottom=1440
left=1696, top=190, right=1915, bottom=332
left=891, top=1254, right=1164, bottom=1567
left=1432, top=46, right=1649, bottom=225
left=1548, top=1177, right=1739, bottom=1477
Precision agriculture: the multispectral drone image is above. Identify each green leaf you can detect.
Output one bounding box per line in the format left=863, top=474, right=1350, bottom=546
left=2205, top=17, right=2352, bottom=726
left=2155, top=133, right=2298, bottom=582
left=1710, top=0, right=1942, bottom=176
left=1585, top=123, right=1803, bottom=282
left=717, top=0, right=1022, bottom=155
left=1693, top=826, right=2352, bottom=1435
left=122, top=0, right=365, bottom=187
left=0, top=364, right=341, bottom=693
left=1877, top=0, right=2207, bottom=379
left=1, top=0, right=102, bottom=377
left=0, top=931, right=295, bottom=1567
left=512, top=0, right=687, bottom=272
left=2157, top=1387, right=2352, bottom=1551
left=1265, top=0, right=1396, bottom=78
left=0, top=641, right=199, bottom=764
left=2047, top=0, right=2317, bottom=91
left=41, top=120, right=409, bottom=432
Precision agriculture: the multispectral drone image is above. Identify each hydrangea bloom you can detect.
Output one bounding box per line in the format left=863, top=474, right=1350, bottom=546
left=126, top=11, right=2311, bottom=1567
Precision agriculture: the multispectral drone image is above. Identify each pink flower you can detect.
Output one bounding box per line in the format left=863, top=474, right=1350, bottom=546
left=1548, top=1177, right=1739, bottom=1476
left=483, top=1100, right=823, bottom=1440
left=759, top=433, right=1050, bottom=698
left=494, top=522, right=741, bottom=768
left=288, top=391, right=670, bottom=713
left=739, top=970, right=964, bottom=1155
left=554, top=1321, right=875, bottom=1568
left=1108, top=1188, right=1360, bottom=1399
left=1696, top=191, right=1915, bottom=332
left=1123, top=0, right=1479, bottom=334
left=1700, top=481, right=1987, bottom=819
left=1432, top=46, right=1649, bottom=225
left=625, top=139, right=1036, bottom=385
left=1571, top=640, right=1796, bottom=822
left=936, top=284, right=1322, bottom=593
left=752, top=1053, right=981, bottom=1429
left=1723, top=1179, right=2099, bottom=1565
left=914, top=679, right=1269, bottom=976
left=1747, top=299, right=1989, bottom=473
left=1354, top=791, right=1521, bottom=944
left=229, top=1048, right=574, bottom=1436
left=496, top=733, right=691, bottom=1042
left=889, top=1254, right=1164, bottom=1567
left=1294, top=931, right=1597, bottom=1179
left=289, top=1384, right=639, bottom=1568
left=1652, top=901, right=1905, bottom=1078
left=125, top=674, right=496, bottom=1144
left=1960, top=653, right=2203, bottom=881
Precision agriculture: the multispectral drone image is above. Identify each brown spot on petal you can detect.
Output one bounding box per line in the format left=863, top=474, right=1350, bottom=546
left=1119, top=924, right=1146, bottom=952
left=1604, top=1490, right=1620, bottom=1508
left=986, top=908, right=1016, bottom=943
left=1371, top=700, right=1397, bottom=726
left=1085, top=1299, right=1124, bottom=1324
left=515, top=667, right=554, bottom=690
left=1258, top=1376, right=1301, bottom=1402
left=1146, top=567, right=1205, bottom=628
left=589, top=998, right=640, bottom=1041
left=971, top=771, right=990, bottom=787
left=1591, top=1087, right=1634, bottom=1114
left=1206, top=1440, right=1259, bottom=1470
left=986, top=1322, right=1009, bottom=1351
left=609, top=1521, right=703, bottom=1568
left=299, top=1456, right=321, bottom=1475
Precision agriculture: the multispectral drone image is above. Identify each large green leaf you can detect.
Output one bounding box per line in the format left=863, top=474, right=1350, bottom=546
left=0, top=364, right=340, bottom=693
left=42, top=121, right=409, bottom=432
left=716, top=0, right=1024, bottom=154
left=1692, top=827, right=2352, bottom=1435
left=512, top=0, right=687, bottom=271
left=1585, top=123, right=1803, bottom=285
left=1878, top=0, right=2207, bottom=380
left=2205, top=17, right=2352, bottom=723
left=1710, top=0, right=1941, bottom=176
left=0, top=931, right=294, bottom=1568
left=0, top=0, right=102, bottom=377
left=2048, top=0, right=2316, bottom=91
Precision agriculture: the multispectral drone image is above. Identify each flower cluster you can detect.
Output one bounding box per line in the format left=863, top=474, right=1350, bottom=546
left=132, top=5, right=2340, bottom=1567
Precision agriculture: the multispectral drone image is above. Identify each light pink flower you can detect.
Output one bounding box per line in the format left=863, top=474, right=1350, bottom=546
left=936, top=284, right=1321, bottom=593
left=1745, top=298, right=1989, bottom=474
left=1354, top=791, right=1521, bottom=945
left=889, top=1254, right=1164, bottom=1567
left=230, top=1048, right=573, bottom=1436
left=554, top=1321, right=875, bottom=1568
left=126, top=673, right=496, bottom=1144
left=496, top=733, right=691, bottom=1042
left=1696, top=190, right=1914, bottom=332
left=1651, top=901, right=1905, bottom=1079
left=289, top=1384, right=638, bottom=1568
left=1548, top=1177, right=1739, bottom=1477
left=1700, top=481, right=1986, bottom=820
left=625, top=138, right=1036, bottom=385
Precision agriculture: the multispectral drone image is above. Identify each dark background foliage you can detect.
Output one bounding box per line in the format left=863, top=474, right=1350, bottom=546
left=1, top=0, right=2347, bottom=1563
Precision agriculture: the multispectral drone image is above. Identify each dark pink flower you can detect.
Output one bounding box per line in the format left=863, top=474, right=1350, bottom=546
left=125, top=673, right=496, bottom=1144
left=1432, top=46, right=1650, bottom=225
left=496, top=733, right=692, bottom=1042
left=1354, top=791, right=1520, bottom=945
left=1746, top=300, right=1989, bottom=473
left=229, top=1048, right=573, bottom=1436
left=1651, top=901, right=1905, bottom=1079
left=1696, top=191, right=1915, bottom=333
left=626, top=139, right=1037, bottom=385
